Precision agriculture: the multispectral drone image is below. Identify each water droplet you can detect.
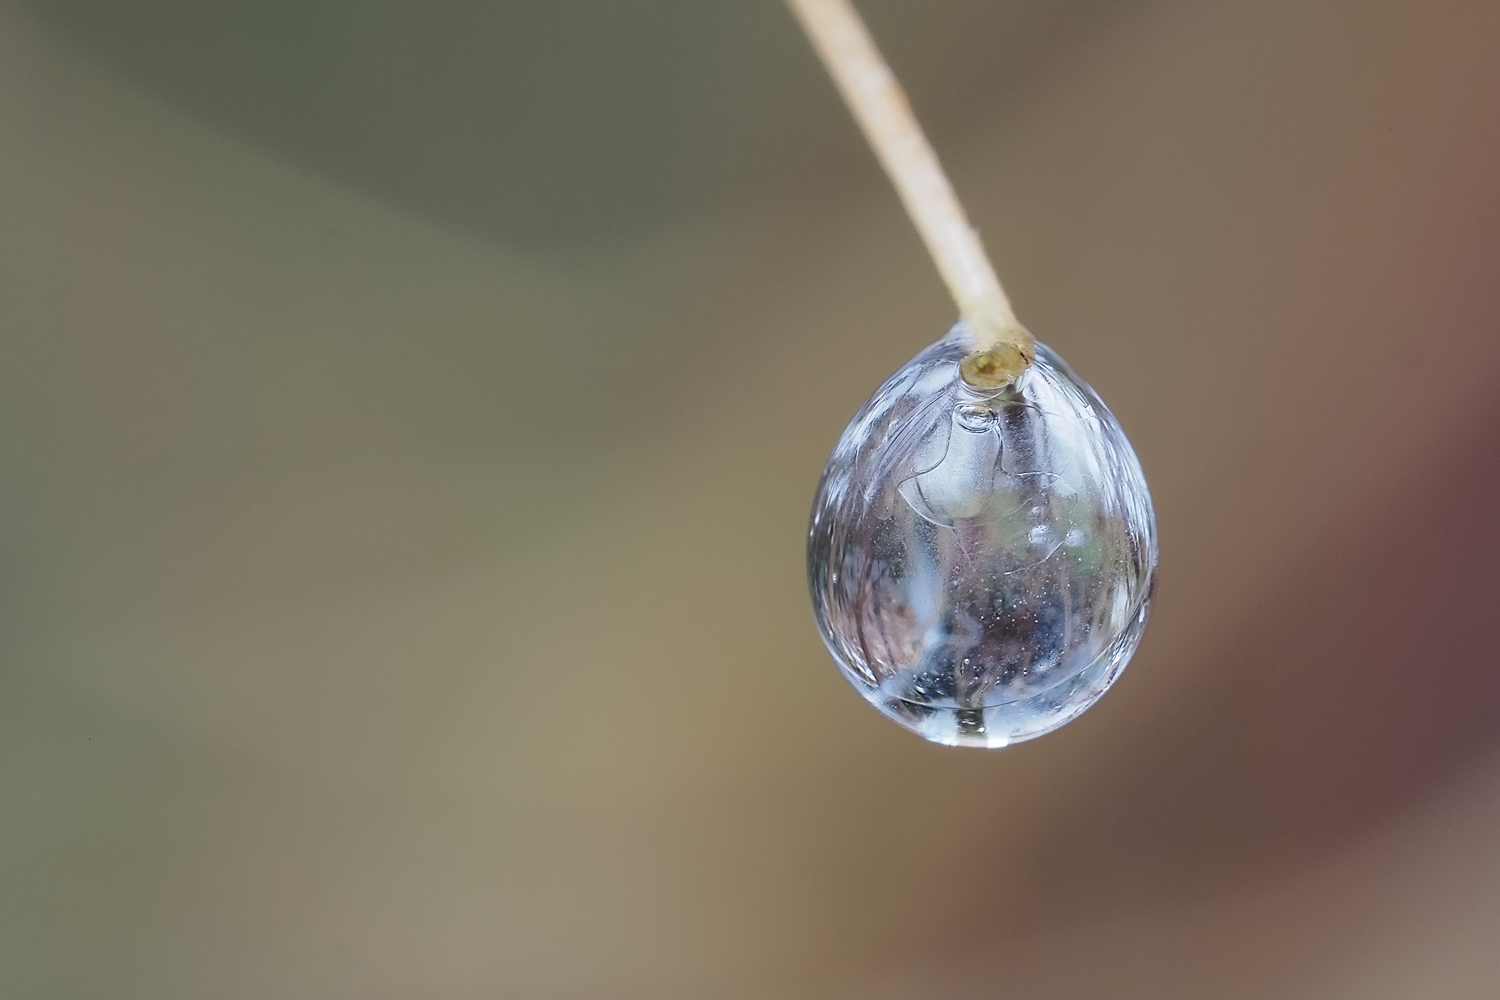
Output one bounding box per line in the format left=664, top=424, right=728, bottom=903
left=808, top=324, right=1158, bottom=747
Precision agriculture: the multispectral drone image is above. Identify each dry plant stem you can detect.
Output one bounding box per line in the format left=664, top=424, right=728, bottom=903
left=786, top=0, right=1035, bottom=387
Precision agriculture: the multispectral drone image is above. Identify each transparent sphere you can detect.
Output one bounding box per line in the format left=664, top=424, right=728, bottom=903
left=808, top=323, right=1157, bottom=747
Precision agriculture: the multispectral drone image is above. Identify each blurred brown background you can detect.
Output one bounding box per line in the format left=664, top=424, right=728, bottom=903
left=3, top=1, right=1500, bottom=997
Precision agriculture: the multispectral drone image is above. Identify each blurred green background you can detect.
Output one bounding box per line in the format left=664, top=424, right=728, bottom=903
left=3, top=1, right=1500, bottom=997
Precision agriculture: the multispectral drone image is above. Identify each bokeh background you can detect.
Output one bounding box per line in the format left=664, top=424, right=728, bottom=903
left=3, top=1, right=1500, bottom=997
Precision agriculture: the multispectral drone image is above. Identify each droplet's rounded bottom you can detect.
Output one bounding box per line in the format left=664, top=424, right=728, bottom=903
left=839, top=598, right=1152, bottom=747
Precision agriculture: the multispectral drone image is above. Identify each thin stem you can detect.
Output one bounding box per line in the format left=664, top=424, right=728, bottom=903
left=787, top=0, right=1035, bottom=386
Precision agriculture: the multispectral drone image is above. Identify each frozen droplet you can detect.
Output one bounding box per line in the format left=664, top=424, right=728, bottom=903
left=807, top=322, right=1157, bottom=747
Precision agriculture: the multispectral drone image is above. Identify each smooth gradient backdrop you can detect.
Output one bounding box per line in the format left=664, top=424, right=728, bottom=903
left=3, top=1, right=1500, bottom=997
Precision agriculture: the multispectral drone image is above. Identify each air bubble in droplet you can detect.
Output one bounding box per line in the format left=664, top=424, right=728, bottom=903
left=953, top=403, right=998, bottom=432
left=807, top=322, right=1157, bottom=747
